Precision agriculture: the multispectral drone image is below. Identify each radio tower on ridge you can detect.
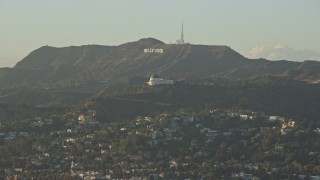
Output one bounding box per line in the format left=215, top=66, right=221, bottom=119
left=177, top=22, right=185, bottom=44
left=181, top=22, right=185, bottom=44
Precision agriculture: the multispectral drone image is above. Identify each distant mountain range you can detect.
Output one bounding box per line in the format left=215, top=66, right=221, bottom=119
left=0, top=38, right=319, bottom=86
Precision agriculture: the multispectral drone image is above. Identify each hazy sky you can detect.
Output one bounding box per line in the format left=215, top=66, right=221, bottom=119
left=1, top=0, right=320, bottom=67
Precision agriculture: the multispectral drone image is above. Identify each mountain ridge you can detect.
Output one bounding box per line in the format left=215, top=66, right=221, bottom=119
left=0, top=38, right=319, bottom=86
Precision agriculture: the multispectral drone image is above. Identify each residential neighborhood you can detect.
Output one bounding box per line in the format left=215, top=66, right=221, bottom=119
left=1, top=107, right=320, bottom=179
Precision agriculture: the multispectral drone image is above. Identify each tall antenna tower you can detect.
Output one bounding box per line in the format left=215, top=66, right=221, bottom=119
left=177, top=21, right=185, bottom=44
left=180, top=22, right=185, bottom=44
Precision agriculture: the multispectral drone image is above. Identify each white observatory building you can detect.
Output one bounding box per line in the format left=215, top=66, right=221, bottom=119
left=147, top=74, right=174, bottom=86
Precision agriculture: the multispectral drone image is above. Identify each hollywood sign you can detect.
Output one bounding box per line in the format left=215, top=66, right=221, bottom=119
left=144, top=48, right=164, bottom=53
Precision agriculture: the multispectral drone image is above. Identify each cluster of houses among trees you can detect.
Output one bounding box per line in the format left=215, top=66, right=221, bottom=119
left=1, top=106, right=320, bottom=179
